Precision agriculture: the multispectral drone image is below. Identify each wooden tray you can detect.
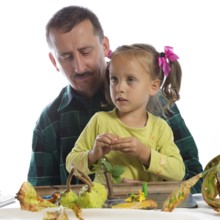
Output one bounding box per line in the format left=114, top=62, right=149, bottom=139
left=35, top=181, right=197, bottom=209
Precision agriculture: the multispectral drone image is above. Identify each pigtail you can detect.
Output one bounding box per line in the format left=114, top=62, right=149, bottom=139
left=161, top=60, right=182, bottom=108
left=158, top=46, right=182, bottom=113
left=102, top=62, right=114, bottom=108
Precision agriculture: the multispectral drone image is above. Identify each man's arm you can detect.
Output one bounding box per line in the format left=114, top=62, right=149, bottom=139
left=165, top=103, right=203, bottom=193
left=27, top=127, right=61, bottom=186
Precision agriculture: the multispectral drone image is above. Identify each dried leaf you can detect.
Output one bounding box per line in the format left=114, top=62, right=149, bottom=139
left=202, top=157, right=220, bottom=212
left=43, top=207, right=69, bottom=220
left=16, top=181, right=58, bottom=212
left=162, top=170, right=206, bottom=212
left=162, top=164, right=217, bottom=212
left=69, top=204, right=84, bottom=220
left=112, top=199, right=157, bottom=209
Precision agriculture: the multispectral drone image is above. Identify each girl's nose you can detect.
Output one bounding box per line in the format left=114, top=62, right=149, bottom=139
left=116, top=82, right=124, bottom=93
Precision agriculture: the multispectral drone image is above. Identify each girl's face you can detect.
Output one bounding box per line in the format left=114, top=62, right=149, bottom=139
left=109, top=55, right=160, bottom=113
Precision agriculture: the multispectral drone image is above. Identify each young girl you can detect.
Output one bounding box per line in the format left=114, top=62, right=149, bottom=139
left=66, top=44, right=185, bottom=184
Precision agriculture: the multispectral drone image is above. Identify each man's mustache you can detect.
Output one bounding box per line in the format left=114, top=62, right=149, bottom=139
left=73, top=71, right=92, bottom=78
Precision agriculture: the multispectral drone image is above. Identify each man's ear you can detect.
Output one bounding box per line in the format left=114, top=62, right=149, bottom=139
left=150, top=79, right=161, bottom=96
left=49, top=52, right=60, bottom=72
left=102, top=36, right=110, bottom=57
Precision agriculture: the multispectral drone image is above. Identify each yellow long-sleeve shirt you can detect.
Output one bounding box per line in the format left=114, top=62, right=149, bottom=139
left=66, top=109, right=185, bottom=183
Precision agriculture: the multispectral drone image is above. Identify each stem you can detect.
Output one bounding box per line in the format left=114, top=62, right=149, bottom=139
left=104, top=171, right=114, bottom=199
left=77, top=169, right=93, bottom=192
left=67, top=166, right=93, bottom=192
left=66, top=167, right=75, bottom=192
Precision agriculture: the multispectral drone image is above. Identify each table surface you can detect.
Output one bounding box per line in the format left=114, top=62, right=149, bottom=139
left=0, top=194, right=219, bottom=220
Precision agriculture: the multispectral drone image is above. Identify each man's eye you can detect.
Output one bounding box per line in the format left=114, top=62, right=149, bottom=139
left=60, top=54, right=73, bottom=61
left=81, top=50, right=91, bottom=56
left=79, top=47, right=92, bottom=56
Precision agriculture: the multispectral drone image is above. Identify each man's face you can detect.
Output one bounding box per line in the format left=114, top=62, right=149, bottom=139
left=49, top=20, right=110, bottom=98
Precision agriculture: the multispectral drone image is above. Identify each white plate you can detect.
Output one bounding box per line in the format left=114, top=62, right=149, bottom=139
left=0, top=208, right=206, bottom=220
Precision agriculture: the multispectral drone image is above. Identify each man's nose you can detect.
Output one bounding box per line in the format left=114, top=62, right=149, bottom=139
left=73, top=55, right=86, bottom=73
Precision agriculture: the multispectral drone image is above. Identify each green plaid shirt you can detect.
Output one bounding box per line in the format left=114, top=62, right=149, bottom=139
left=27, top=85, right=203, bottom=193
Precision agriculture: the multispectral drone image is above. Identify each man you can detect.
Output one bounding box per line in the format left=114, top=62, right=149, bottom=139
left=27, top=5, right=203, bottom=193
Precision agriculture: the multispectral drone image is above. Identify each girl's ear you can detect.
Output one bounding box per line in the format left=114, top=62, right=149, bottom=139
left=150, top=79, right=161, bottom=96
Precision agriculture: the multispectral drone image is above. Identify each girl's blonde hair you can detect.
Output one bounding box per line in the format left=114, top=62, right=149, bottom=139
left=105, top=43, right=182, bottom=116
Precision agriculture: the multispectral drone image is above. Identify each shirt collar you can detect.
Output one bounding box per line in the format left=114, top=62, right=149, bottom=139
left=58, top=85, right=77, bottom=111
left=58, top=85, right=106, bottom=111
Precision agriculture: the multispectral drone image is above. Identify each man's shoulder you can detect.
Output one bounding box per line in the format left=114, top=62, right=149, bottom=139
left=43, top=87, right=68, bottom=114
left=35, top=86, right=69, bottom=128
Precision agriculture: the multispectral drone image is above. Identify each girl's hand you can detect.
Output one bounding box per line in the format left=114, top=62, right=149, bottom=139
left=122, top=177, right=142, bottom=184
left=111, top=137, right=151, bottom=165
left=88, top=133, right=119, bottom=164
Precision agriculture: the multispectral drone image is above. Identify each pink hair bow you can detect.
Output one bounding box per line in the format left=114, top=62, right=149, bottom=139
left=158, top=46, right=179, bottom=77
left=107, top=50, right=113, bottom=59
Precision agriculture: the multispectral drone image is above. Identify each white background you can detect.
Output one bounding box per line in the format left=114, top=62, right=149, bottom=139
left=0, top=0, right=219, bottom=194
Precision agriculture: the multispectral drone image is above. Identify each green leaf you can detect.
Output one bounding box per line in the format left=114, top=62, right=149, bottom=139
left=112, top=176, right=122, bottom=183
left=142, top=182, right=148, bottom=198
left=91, top=163, right=101, bottom=172
left=111, top=165, right=125, bottom=177
left=101, top=158, right=113, bottom=172
left=91, top=158, right=125, bottom=184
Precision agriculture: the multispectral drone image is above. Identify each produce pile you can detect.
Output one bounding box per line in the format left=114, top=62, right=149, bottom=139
left=16, top=167, right=108, bottom=220
left=111, top=183, right=157, bottom=209
left=15, top=155, right=220, bottom=219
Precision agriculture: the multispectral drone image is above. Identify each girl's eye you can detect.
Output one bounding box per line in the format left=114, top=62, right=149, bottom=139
left=110, top=76, right=118, bottom=84
left=127, top=77, right=136, bottom=83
